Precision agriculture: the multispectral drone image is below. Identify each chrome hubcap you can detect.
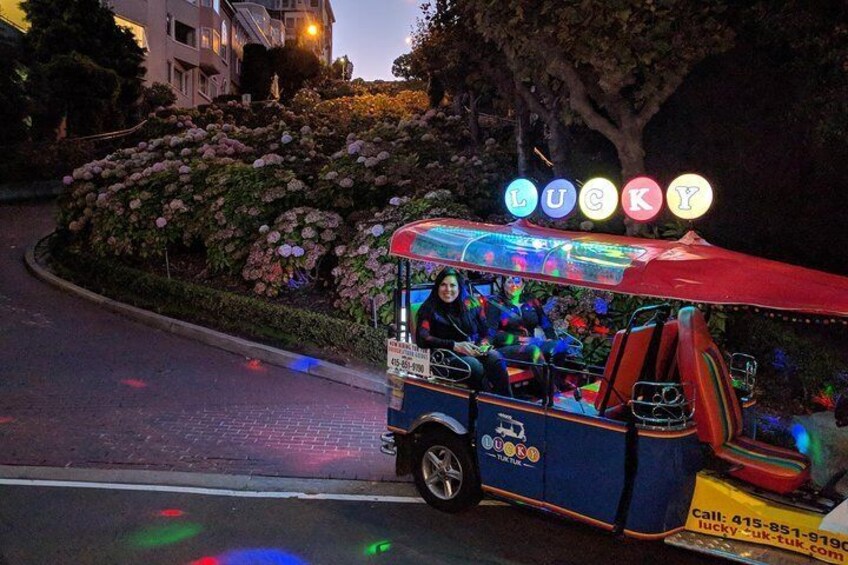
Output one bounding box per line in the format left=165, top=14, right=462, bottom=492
left=421, top=445, right=463, bottom=500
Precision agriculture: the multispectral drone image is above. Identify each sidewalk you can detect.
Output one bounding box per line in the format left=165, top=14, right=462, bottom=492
left=0, top=201, right=399, bottom=482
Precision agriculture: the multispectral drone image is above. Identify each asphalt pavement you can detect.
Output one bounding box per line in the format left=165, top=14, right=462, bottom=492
left=0, top=479, right=719, bottom=565
left=0, top=201, right=394, bottom=481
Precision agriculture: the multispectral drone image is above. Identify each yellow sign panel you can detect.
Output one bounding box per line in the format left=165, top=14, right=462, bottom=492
left=667, top=173, right=713, bottom=220
left=686, top=474, right=848, bottom=564
left=578, top=177, right=618, bottom=221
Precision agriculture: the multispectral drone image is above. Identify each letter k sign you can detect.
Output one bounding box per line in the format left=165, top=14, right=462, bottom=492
left=622, top=177, right=662, bottom=222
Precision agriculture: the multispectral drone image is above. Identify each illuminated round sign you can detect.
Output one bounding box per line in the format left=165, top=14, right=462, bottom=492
left=504, top=179, right=539, bottom=218
left=578, top=177, right=618, bottom=221
left=621, top=177, right=663, bottom=223
left=540, top=179, right=577, bottom=219
left=667, top=174, right=713, bottom=220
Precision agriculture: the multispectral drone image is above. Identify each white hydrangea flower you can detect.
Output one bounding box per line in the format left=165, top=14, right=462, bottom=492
left=339, top=178, right=354, bottom=188
left=267, top=231, right=281, bottom=243
left=253, top=159, right=266, bottom=168
left=389, top=196, right=401, bottom=206
left=278, top=244, right=293, bottom=257
left=155, top=217, right=168, bottom=228
left=292, top=246, right=305, bottom=257
left=580, top=221, right=594, bottom=231
left=370, top=224, right=385, bottom=237
left=281, top=133, right=293, bottom=144
left=259, top=224, right=270, bottom=234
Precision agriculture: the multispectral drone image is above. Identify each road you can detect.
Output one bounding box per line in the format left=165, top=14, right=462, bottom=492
left=0, top=200, right=392, bottom=480
left=0, top=479, right=720, bottom=565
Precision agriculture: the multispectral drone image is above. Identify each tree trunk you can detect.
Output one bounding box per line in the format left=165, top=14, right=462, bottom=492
left=514, top=89, right=531, bottom=177
left=452, top=89, right=465, bottom=116
left=468, top=92, right=481, bottom=145
left=546, top=117, right=569, bottom=178
left=615, top=127, right=647, bottom=235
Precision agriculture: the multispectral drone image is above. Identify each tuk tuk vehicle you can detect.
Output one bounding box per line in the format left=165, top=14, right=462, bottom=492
left=380, top=217, right=848, bottom=564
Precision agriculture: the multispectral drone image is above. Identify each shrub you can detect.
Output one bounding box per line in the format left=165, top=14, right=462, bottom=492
left=243, top=207, right=342, bottom=296
left=333, top=191, right=473, bottom=325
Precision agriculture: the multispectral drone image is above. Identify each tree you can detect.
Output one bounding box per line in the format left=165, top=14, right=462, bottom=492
left=469, top=0, right=735, bottom=180
left=40, top=53, right=120, bottom=136
left=22, top=0, right=145, bottom=136
left=0, top=35, right=28, bottom=147
left=330, top=55, right=353, bottom=81
left=241, top=43, right=272, bottom=101
left=141, top=82, right=177, bottom=115
left=268, top=45, right=321, bottom=102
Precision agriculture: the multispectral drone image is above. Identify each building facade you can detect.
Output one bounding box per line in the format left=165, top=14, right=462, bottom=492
left=107, top=0, right=292, bottom=108
left=246, top=0, right=334, bottom=65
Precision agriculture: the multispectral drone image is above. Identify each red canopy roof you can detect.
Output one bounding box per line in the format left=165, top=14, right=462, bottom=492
left=389, top=218, right=848, bottom=317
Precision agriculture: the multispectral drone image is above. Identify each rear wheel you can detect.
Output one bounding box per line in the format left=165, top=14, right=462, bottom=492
left=412, top=429, right=481, bottom=513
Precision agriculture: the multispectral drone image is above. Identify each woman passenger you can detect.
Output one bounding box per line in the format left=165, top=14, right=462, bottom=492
left=486, top=276, right=582, bottom=370
left=416, top=268, right=511, bottom=395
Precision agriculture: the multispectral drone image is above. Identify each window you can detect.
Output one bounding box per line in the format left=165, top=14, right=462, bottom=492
left=310, top=0, right=319, bottom=7
left=199, top=72, right=209, bottom=97
left=220, top=21, right=229, bottom=60
left=174, top=67, right=189, bottom=95
left=212, top=30, right=221, bottom=55
left=214, top=0, right=220, bottom=13
left=285, top=17, right=295, bottom=29
left=174, top=21, right=196, bottom=47
left=166, top=13, right=173, bottom=36
left=201, top=28, right=212, bottom=49
left=115, top=16, right=148, bottom=50
left=167, top=61, right=173, bottom=84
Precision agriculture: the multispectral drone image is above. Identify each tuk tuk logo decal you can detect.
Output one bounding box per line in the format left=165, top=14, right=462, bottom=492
left=495, top=413, right=526, bottom=442
left=481, top=413, right=541, bottom=468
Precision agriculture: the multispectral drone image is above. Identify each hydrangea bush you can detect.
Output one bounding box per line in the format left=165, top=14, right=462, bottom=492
left=333, top=191, right=473, bottom=325
left=243, top=207, right=342, bottom=296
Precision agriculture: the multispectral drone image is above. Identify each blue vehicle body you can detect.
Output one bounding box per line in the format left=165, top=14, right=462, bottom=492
left=387, top=375, right=704, bottom=538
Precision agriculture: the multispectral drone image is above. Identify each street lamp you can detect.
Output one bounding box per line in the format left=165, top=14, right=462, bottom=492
left=306, top=23, right=318, bottom=37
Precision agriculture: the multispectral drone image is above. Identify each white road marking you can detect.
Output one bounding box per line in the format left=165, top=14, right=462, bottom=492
left=0, top=478, right=504, bottom=505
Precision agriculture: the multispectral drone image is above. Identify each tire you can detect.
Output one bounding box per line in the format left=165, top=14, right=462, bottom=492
left=412, top=428, right=482, bottom=513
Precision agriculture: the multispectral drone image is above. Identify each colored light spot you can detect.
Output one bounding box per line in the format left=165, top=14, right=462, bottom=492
left=121, top=379, right=148, bottom=389
left=0, top=417, right=14, bottom=424
left=364, top=541, right=392, bottom=557
left=247, top=359, right=262, bottom=370
left=218, top=549, right=307, bottom=564
left=158, top=509, right=184, bottom=518
left=291, top=356, right=319, bottom=372
left=190, top=558, right=220, bottom=565
left=790, top=424, right=810, bottom=455
left=483, top=251, right=495, bottom=263
left=128, top=523, right=202, bottom=549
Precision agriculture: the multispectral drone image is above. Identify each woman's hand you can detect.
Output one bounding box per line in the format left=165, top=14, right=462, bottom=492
left=453, top=341, right=479, bottom=356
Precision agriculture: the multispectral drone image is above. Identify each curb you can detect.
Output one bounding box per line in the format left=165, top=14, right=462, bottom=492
left=25, top=236, right=387, bottom=395
left=0, top=465, right=413, bottom=497
left=0, top=180, right=64, bottom=203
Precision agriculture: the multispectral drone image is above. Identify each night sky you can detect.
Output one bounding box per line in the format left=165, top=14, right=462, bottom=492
left=0, top=0, right=422, bottom=81
left=333, top=0, right=422, bottom=80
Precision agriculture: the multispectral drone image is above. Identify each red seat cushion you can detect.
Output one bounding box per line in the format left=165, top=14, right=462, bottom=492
left=595, top=321, right=679, bottom=412
left=507, top=366, right=533, bottom=385
left=678, top=307, right=810, bottom=494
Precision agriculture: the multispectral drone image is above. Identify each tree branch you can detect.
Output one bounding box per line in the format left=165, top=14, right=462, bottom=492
left=546, top=58, right=622, bottom=144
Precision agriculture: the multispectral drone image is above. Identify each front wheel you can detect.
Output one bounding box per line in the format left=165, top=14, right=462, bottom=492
left=412, top=429, right=481, bottom=513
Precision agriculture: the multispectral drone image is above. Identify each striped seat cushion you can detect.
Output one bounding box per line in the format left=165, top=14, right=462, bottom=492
left=678, top=307, right=810, bottom=495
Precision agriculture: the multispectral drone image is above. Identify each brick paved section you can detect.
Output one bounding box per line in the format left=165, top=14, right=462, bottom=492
left=0, top=202, right=397, bottom=481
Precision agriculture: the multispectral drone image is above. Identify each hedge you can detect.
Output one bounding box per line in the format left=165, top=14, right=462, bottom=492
left=48, top=237, right=387, bottom=365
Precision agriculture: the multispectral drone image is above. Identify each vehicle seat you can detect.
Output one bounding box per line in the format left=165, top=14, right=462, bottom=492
left=677, top=307, right=810, bottom=494
left=594, top=321, right=679, bottom=414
